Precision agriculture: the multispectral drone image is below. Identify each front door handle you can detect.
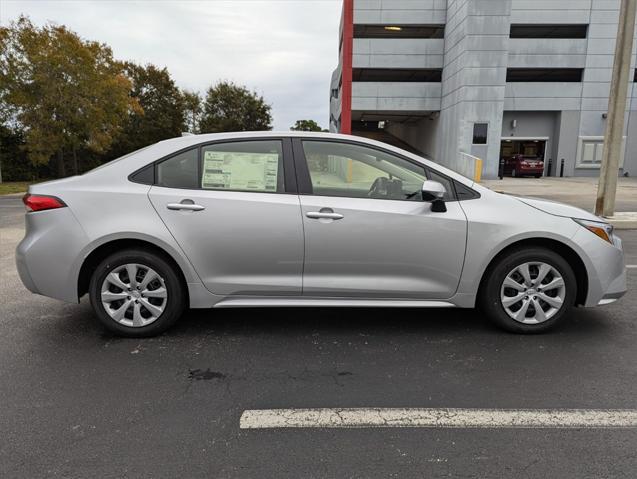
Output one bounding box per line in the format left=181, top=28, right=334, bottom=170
left=306, top=210, right=344, bottom=220
left=167, top=202, right=205, bottom=212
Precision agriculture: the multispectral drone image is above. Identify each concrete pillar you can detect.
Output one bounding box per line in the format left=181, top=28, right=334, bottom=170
left=436, top=0, right=512, bottom=179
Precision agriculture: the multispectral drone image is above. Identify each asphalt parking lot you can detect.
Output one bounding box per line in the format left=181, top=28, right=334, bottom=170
left=1, top=194, right=636, bottom=478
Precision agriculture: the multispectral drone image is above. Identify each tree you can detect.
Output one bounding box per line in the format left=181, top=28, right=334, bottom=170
left=0, top=125, right=50, bottom=181
left=290, top=119, right=327, bottom=132
left=0, top=16, right=136, bottom=177
left=107, top=62, right=185, bottom=159
left=199, top=81, right=272, bottom=133
left=182, top=89, right=202, bottom=134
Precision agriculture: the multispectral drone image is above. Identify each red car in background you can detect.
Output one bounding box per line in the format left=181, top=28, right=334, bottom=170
left=503, top=154, right=544, bottom=178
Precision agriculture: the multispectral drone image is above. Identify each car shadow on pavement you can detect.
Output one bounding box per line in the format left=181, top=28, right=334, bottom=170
left=164, top=305, right=613, bottom=339
left=36, top=299, right=614, bottom=342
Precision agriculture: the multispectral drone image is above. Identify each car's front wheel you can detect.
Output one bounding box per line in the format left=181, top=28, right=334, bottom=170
left=89, top=249, right=186, bottom=337
left=479, top=247, right=577, bottom=333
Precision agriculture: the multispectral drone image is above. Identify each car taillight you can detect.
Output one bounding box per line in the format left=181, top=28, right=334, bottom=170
left=22, top=194, right=67, bottom=212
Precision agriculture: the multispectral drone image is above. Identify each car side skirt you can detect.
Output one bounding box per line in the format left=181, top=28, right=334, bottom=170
left=211, top=297, right=457, bottom=308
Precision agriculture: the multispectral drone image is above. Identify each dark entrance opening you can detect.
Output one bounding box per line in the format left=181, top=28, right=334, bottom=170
left=500, top=139, right=547, bottom=178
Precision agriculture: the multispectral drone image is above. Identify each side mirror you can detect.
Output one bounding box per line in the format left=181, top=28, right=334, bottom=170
left=421, top=180, right=447, bottom=213
left=421, top=180, right=446, bottom=201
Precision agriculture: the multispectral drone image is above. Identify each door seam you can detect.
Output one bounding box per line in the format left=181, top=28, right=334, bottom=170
left=146, top=186, right=207, bottom=287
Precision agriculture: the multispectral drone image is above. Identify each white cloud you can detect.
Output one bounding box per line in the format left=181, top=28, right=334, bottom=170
left=0, top=0, right=342, bottom=130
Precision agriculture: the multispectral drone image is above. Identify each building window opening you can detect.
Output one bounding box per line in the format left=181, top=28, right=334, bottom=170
left=354, top=24, right=445, bottom=39
left=353, top=68, right=442, bottom=82
left=472, top=123, right=488, bottom=145
left=506, top=68, right=584, bottom=82
left=500, top=140, right=547, bottom=178
left=510, top=24, right=588, bottom=39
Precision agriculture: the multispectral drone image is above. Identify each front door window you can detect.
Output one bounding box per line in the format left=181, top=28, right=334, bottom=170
left=301, top=140, right=428, bottom=201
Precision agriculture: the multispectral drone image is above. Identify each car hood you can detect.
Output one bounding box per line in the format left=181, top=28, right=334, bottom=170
left=513, top=196, right=604, bottom=222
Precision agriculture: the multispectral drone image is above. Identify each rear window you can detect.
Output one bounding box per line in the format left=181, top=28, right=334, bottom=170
left=156, top=148, right=199, bottom=189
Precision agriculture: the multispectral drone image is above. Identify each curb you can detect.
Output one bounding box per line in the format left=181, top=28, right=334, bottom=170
left=0, top=192, right=27, bottom=198
left=606, top=213, right=637, bottom=230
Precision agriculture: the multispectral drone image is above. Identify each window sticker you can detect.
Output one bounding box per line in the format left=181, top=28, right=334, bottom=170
left=202, top=151, right=279, bottom=192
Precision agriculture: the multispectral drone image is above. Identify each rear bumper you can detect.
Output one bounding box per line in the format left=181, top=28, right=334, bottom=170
left=16, top=208, right=89, bottom=303
left=517, top=166, right=544, bottom=175
left=15, top=245, right=38, bottom=294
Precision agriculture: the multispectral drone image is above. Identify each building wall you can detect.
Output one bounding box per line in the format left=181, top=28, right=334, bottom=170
left=354, top=0, right=447, bottom=26
left=386, top=116, right=440, bottom=159
left=437, top=0, right=512, bottom=178
left=330, top=0, right=637, bottom=178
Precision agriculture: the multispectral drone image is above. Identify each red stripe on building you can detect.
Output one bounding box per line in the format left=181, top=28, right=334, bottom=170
left=341, top=0, right=354, bottom=134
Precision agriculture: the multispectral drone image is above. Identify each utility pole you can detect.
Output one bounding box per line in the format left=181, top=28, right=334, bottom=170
left=596, top=0, right=637, bottom=217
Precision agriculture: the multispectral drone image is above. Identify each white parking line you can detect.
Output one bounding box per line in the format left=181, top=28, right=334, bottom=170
left=627, top=265, right=637, bottom=269
left=240, top=408, right=637, bottom=429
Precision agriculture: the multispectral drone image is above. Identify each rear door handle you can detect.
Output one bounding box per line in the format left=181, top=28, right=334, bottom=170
left=306, top=211, right=344, bottom=220
left=167, top=202, right=205, bottom=212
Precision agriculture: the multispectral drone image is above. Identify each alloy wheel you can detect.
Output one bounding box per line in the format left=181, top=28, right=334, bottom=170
left=500, top=262, right=566, bottom=324
left=100, top=263, right=168, bottom=328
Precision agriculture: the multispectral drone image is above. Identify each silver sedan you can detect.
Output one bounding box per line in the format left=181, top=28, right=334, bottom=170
left=16, top=132, right=627, bottom=337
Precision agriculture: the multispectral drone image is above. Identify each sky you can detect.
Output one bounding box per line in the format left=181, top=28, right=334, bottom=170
left=0, top=0, right=342, bottom=130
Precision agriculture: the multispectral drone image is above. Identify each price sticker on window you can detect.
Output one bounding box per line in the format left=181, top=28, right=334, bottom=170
left=202, top=151, right=279, bottom=192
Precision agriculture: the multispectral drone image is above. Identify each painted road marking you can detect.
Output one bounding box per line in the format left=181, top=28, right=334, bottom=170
left=627, top=265, right=637, bottom=269
left=240, top=408, right=637, bottom=429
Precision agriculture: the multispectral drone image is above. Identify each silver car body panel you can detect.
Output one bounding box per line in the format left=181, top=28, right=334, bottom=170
left=212, top=298, right=456, bottom=308
left=299, top=195, right=467, bottom=299
left=452, top=183, right=626, bottom=308
left=514, top=196, right=604, bottom=222
left=148, top=187, right=304, bottom=296
left=16, top=131, right=626, bottom=311
left=17, top=174, right=206, bottom=305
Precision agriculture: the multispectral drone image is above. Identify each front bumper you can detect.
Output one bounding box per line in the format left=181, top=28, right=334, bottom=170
left=572, top=227, right=627, bottom=307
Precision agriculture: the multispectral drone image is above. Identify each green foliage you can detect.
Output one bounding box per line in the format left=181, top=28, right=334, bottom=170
left=0, top=17, right=277, bottom=180
left=107, top=62, right=185, bottom=159
left=0, top=16, right=135, bottom=175
left=0, top=181, right=35, bottom=195
left=200, top=81, right=272, bottom=133
left=182, top=90, right=202, bottom=134
left=0, top=126, right=51, bottom=181
left=290, top=119, right=327, bottom=132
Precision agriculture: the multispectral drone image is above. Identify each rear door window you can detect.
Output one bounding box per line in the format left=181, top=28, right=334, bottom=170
left=200, top=140, right=284, bottom=193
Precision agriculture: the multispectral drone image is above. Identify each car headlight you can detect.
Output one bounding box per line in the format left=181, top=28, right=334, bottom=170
left=573, top=218, right=614, bottom=245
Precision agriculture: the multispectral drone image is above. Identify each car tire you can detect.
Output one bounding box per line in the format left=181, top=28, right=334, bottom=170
left=479, top=247, right=577, bottom=334
left=89, top=249, right=186, bottom=337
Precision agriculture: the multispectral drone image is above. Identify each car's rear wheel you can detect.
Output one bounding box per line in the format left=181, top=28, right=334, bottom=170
left=479, top=247, right=576, bottom=333
left=89, top=249, right=185, bottom=337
